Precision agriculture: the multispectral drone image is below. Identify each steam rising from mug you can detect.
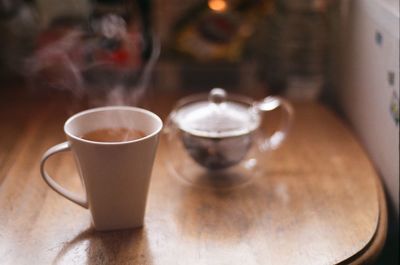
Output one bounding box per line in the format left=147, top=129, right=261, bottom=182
left=24, top=14, right=160, bottom=106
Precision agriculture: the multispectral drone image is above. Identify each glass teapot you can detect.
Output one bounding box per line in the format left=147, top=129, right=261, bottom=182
left=164, top=88, right=294, bottom=189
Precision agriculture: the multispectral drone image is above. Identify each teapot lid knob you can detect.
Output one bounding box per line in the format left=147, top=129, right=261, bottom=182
left=209, top=88, right=227, bottom=105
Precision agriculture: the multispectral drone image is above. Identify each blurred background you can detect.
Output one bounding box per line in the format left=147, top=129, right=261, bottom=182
left=0, top=0, right=339, bottom=100
left=0, top=0, right=398, bottom=263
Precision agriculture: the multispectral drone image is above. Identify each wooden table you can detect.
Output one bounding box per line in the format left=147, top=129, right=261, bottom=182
left=0, top=87, right=387, bottom=265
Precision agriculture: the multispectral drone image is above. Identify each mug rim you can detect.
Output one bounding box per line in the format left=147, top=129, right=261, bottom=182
left=64, top=106, right=163, bottom=145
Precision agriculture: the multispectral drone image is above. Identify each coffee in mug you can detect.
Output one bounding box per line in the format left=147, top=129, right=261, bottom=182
left=81, top=128, right=146, bottom=142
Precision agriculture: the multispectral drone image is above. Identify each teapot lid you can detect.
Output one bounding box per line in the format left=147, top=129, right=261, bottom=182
left=172, top=88, right=260, bottom=138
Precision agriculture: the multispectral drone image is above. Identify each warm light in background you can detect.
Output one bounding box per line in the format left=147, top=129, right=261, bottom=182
left=208, top=0, right=228, bottom=12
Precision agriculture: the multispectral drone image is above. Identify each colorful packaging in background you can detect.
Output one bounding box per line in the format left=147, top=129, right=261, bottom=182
left=29, top=0, right=150, bottom=92
left=172, top=0, right=274, bottom=62
left=168, top=0, right=336, bottom=99
left=249, top=0, right=335, bottom=99
left=1, top=0, right=159, bottom=106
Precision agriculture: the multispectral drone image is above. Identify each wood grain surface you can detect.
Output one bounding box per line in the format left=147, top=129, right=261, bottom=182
left=0, top=88, right=386, bottom=265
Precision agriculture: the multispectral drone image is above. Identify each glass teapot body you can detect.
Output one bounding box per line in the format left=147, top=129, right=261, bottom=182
left=164, top=88, right=293, bottom=187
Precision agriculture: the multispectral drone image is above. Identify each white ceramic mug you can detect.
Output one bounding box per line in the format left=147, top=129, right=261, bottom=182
left=40, top=106, right=163, bottom=231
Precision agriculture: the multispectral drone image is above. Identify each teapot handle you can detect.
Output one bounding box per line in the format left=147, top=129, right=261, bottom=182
left=253, top=96, right=294, bottom=151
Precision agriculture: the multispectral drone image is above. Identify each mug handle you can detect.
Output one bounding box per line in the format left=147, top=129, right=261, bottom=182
left=253, top=96, right=294, bottom=151
left=40, top=141, right=88, bottom=208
